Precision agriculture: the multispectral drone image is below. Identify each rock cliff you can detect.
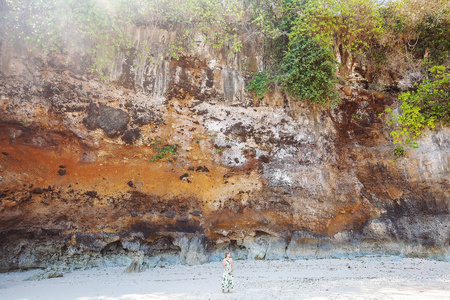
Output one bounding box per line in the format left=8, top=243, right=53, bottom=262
left=0, top=27, right=449, bottom=271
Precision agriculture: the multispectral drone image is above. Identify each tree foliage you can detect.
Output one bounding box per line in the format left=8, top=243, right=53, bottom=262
left=127, top=0, right=246, bottom=53
left=384, top=65, right=450, bottom=146
left=247, top=0, right=339, bottom=103
left=290, top=0, right=383, bottom=55
left=378, top=0, right=450, bottom=65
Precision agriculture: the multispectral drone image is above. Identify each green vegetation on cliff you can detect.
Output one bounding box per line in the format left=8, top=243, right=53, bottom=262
left=0, top=0, right=245, bottom=78
left=0, top=0, right=449, bottom=137
left=277, top=35, right=338, bottom=104
left=0, top=0, right=135, bottom=79
left=250, top=0, right=449, bottom=144
left=384, top=65, right=450, bottom=146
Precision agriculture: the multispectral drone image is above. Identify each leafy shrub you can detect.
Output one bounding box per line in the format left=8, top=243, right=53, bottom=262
left=248, top=0, right=382, bottom=103
left=394, top=145, right=406, bottom=160
left=278, top=35, right=338, bottom=103
left=415, top=11, right=450, bottom=65
left=130, top=0, right=245, bottom=52
left=291, top=0, right=383, bottom=55
left=384, top=65, right=449, bottom=146
left=378, top=0, right=450, bottom=68
left=246, top=72, right=271, bottom=100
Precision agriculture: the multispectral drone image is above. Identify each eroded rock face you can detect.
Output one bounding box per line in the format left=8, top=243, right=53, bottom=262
left=0, top=28, right=449, bottom=271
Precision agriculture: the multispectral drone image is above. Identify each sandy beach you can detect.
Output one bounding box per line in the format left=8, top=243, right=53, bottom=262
left=1, top=257, right=449, bottom=300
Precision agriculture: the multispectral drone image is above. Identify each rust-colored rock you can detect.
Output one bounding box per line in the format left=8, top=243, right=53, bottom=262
left=342, top=86, right=352, bottom=96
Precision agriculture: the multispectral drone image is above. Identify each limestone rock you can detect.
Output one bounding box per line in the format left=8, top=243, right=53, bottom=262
left=124, top=256, right=144, bottom=273
left=174, top=236, right=209, bottom=265
left=25, top=270, right=63, bottom=281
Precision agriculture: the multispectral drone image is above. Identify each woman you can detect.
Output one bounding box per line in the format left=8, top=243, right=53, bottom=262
left=221, top=252, right=234, bottom=293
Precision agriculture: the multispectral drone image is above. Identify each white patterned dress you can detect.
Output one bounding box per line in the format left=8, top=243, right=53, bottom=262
left=221, top=258, right=234, bottom=291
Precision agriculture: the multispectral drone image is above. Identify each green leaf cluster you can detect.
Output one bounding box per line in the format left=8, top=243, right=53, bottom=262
left=278, top=35, right=338, bottom=103
left=149, top=142, right=179, bottom=162
left=290, top=0, right=383, bottom=55
left=246, top=72, right=271, bottom=100
left=379, top=0, right=450, bottom=66
left=121, top=0, right=245, bottom=54
left=384, top=65, right=450, bottom=146
left=247, top=0, right=339, bottom=104
left=393, top=145, right=406, bottom=160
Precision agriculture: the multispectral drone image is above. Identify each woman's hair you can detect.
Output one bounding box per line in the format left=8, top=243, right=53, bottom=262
left=225, top=252, right=230, bottom=258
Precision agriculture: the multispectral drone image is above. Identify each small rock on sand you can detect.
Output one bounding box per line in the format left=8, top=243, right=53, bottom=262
left=125, top=257, right=144, bottom=273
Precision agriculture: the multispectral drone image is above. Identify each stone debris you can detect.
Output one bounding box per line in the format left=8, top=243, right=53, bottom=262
left=24, top=270, right=63, bottom=281
left=124, top=256, right=144, bottom=273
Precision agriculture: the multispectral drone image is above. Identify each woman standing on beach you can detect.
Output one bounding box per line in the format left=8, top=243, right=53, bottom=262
left=221, top=252, right=234, bottom=293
